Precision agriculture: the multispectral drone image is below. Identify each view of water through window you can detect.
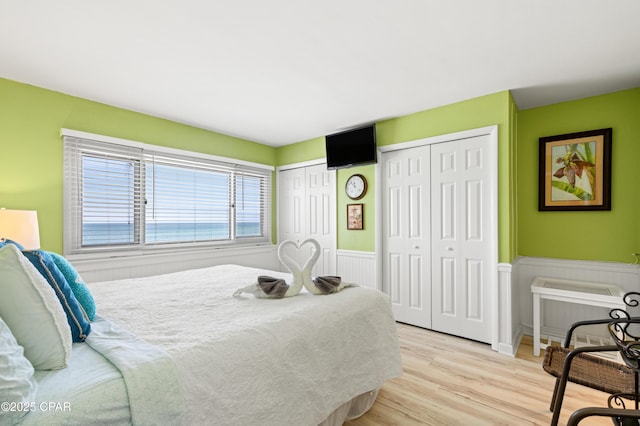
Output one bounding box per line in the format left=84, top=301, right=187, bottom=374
left=80, top=155, right=263, bottom=247
left=82, top=222, right=261, bottom=246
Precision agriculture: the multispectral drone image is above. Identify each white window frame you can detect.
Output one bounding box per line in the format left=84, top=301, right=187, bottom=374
left=61, top=128, right=273, bottom=259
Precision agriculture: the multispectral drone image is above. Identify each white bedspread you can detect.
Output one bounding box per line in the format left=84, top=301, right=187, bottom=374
left=88, top=264, right=402, bottom=426
left=85, top=318, right=185, bottom=425
left=21, top=318, right=184, bottom=426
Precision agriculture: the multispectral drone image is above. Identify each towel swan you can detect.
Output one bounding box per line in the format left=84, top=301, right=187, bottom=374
left=280, top=238, right=322, bottom=295
left=232, top=240, right=306, bottom=298
left=233, top=238, right=352, bottom=298
left=282, top=238, right=351, bottom=295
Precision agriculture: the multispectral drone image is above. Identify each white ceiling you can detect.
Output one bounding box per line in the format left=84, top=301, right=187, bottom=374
left=1, top=1, right=639, bottom=147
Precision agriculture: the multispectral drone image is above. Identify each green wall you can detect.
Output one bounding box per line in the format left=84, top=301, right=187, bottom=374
left=275, top=136, right=378, bottom=252
left=277, top=91, right=516, bottom=262
left=336, top=164, right=376, bottom=251
left=517, top=88, right=640, bottom=263
left=5, top=74, right=636, bottom=265
left=0, top=78, right=277, bottom=253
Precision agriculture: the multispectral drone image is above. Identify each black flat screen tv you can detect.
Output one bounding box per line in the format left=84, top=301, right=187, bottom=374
left=325, top=124, right=377, bottom=169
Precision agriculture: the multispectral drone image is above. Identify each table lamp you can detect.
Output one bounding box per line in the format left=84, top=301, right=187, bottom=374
left=0, top=208, right=41, bottom=250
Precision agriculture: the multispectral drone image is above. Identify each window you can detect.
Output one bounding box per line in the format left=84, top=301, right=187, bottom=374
left=63, top=130, right=272, bottom=255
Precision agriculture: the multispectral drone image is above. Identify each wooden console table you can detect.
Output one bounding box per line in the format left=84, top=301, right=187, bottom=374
left=531, top=277, right=626, bottom=356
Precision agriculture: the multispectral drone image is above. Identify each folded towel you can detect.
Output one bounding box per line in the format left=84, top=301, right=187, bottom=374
left=233, top=275, right=299, bottom=299
left=312, top=276, right=342, bottom=294
left=257, top=276, right=290, bottom=298
left=312, top=276, right=357, bottom=295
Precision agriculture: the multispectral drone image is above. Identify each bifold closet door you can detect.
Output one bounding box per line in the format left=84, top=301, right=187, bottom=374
left=381, top=135, right=493, bottom=343
left=278, top=164, right=335, bottom=276
left=304, top=165, right=335, bottom=276
left=430, top=135, right=492, bottom=344
left=279, top=166, right=307, bottom=268
left=381, top=146, right=432, bottom=329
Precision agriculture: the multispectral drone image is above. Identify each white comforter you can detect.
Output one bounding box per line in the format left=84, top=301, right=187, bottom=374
left=88, top=264, right=402, bottom=426
left=21, top=318, right=184, bottom=426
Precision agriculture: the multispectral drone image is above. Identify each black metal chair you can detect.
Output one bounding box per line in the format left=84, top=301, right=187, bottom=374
left=542, top=292, right=640, bottom=426
left=567, top=407, right=640, bottom=425
left=562, top=316, right=640, bottom=425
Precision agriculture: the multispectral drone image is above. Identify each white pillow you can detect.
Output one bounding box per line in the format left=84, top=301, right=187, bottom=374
left=0, top=315, right=38, bottom=425
left=0, top=244, right=71, bottom=370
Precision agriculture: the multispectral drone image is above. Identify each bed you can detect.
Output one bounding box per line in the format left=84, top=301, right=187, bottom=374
left=3, top=249, right=402, bottom=426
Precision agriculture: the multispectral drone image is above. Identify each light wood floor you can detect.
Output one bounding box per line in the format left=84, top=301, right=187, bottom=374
left=345, top=323, right=613, bottom=426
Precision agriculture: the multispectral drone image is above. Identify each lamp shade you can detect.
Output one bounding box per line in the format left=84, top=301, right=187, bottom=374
left=0, top=209, right=41, bottom=250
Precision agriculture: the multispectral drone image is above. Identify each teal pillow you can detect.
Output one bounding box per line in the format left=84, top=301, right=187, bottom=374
left=48, top=252, right=96, bottom=321
left=21, top=250, right=91, bottom=342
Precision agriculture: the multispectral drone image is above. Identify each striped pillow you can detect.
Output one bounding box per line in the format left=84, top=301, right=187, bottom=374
left=0, top=244, right=71, bottom=370
left=22, top=250, right=91, bottom=342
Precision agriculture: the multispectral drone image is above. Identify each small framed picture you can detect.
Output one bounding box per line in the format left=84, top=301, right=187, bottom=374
left=347, top=203, right=364, bottom=230
left=539, top=128, right=612, bottom=211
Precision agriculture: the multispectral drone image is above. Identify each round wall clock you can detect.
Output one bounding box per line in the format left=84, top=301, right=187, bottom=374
left=345, top=174, right=367, bottom=200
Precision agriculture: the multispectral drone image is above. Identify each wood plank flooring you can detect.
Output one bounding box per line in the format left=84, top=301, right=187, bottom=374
left=345, top=323, right=613, bottom=425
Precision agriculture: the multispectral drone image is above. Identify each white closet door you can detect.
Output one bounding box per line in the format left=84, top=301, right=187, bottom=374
left=431, top=135, right=493, bottom=343
left=278, top=167, right=307, bottom=268
left=304, top=165, right=335, bottom=276
left=278, top=164, right=336, bottom=276
left=381, top=146, right=431, bottom=328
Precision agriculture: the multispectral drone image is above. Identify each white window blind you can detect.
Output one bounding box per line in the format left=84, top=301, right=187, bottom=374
left=64, top=137, right=144, bottom=249
left=144, top=153, right=232, bottom=244
left=235, top=172, right=267, bottom=239
left=62, top=131, right=272, bottom=255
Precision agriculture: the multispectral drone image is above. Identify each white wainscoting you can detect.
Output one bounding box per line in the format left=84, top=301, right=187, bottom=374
left=497, top=263, right=519, bottom=356
left=513, top=256, right=640, bottom=344
left=73, top=245, right=279, bottom=283
left=336, top=250, right=377, bottom=289
left=332, top=254, right=640, bottom=356
left=338, top=250, right=518, bottom=356
left=76, top=246, right=639, bottom=359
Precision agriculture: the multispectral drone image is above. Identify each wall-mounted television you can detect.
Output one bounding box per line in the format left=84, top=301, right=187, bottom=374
left=325, top=124, right=377, bottom=170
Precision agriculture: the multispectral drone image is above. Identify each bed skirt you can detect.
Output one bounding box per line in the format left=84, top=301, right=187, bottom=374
left=319, top=389, right=379, bottom=426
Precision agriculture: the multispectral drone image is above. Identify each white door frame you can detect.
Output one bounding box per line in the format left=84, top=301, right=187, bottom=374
left=375, top=125, right=499, bottom=351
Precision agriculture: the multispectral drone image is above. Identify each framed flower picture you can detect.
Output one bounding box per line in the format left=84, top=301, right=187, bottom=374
left=538, top=128, right=612, bottom=211
left=347, top=204, right=364, bottom=230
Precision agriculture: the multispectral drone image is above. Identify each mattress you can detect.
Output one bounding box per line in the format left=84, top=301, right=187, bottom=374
left=88, top=264, right=403, bottom=426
